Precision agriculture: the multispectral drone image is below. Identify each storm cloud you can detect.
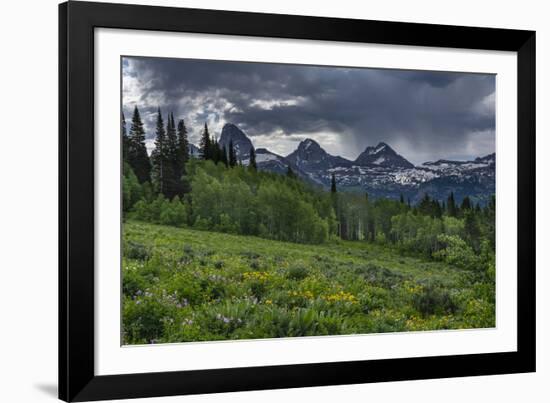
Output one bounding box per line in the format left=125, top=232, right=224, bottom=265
left=122, top=56, right=495, bottom=165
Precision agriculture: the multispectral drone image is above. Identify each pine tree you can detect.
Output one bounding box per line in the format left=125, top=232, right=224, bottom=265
left=228, top=140, right=237, bottom=167
left=331, top=173, right=337, bottom=193
left=177, top=119, right=189, bottom=165
left=432, top=199, right=442, bottom=218
left=175, top=118, right=190, bottom=196
left=161, top=112, right=179, bottom=199
left=151, top=108, right=168, bottom=195
left=399, top=193, right=405, bottom=204
left=447, top=192, right=457, bottom=217
left=211, top=138, right=221, bottom=164
left=199, top=123, right=211, bottom=160
left=249, top=147, right=257, bottom=171
left=461, top=196, right=472, bottom=211
left=127, top=106, right=151, bottom=183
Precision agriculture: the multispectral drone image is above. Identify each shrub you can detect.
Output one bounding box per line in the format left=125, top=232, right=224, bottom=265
left=413, top=286, right=457, bottom=316
left=286, top=265, right=309, bottom=281
left=432, top=234, right=481, bottom=270
left=124, top=241, right=150, bottom=260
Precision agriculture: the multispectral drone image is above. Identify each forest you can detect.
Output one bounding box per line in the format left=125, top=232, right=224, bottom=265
left=121, top=106, right=496, bottom=344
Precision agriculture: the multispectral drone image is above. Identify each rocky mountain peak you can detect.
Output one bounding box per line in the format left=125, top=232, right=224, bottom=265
left=355, top=142, right=413, bottom=169
left=219, top=123, right=254, bottom=160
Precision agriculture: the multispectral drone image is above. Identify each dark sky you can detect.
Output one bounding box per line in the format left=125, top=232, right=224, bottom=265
left=122, top=56, right=495, bottom=165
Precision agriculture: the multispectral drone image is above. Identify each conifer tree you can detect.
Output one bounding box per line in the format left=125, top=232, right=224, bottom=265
left=175, top=118, right=190, bottom=196
left=199, top=123, right=211, bottom=160
left=161, top=112, right=179, bottom=199
left=176, top=119, right=189, bottom=166
left=461, top=196, right=472, bottom=211
left=331, top=173, right=337, bottom=193
left=127, top=106, right=151, bottom=184
left=151, top=108, right=168, bottom=195
left=447, top=192, right=457, bottom=217
left=399, top=193, right=405, bottom=204
left=418, top=193, right=432, bottom=216
left=249, top=147, right=257, bottom=171
left=211, top=138, right=221, bottom=164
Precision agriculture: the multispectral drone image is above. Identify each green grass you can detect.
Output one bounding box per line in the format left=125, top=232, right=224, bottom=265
left=122, top=220, right=495, bottom=344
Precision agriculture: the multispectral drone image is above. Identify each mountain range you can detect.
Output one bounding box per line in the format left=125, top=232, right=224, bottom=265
left=191, top=123, right=495, bottom=204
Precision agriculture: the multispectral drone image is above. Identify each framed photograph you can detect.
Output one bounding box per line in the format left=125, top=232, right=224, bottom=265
left=59, top=1, right=535, bottom=401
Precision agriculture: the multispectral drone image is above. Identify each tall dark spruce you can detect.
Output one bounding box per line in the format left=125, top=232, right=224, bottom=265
left=249, top=147, right=257, bottom=171
left=127, top=106, right=151, bottom=183
left=447, top=192, right=457, bottom=217
left=176, top=118, right=190, bottom=195
left=199, top=123, right=212, bottom=160
left=162, top=112, right=179, bottom=199
left=151, top=108, right=168, bottom=196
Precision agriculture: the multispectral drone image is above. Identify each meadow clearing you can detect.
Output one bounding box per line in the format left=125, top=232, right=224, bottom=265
left=122, top=220, right=495, bottom=345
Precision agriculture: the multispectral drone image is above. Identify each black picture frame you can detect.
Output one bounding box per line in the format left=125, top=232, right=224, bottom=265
left=59, top=1, right=536, bottom=401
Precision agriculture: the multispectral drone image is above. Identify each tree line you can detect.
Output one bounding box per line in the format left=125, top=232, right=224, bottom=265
left=123, top=106, right=253, bottom=202
left=123, top=105, right=495, bottom=273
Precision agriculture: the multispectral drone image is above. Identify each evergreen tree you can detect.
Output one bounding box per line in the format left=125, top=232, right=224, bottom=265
left=447, top=192, right=457, bottom=217
left=211, top=138, right=221, bottom=164
left=127, top=106, right=151, bottom=183
left=331, top=173, right=337, bottom=193
left=176, top=119, right=189, bottom=166
left=461, top=196, right=472, bottom=211
left=161, top=112, right=180, bottom=199
left=228, top=140, right=237, bottom=167
left=418, top=193, right=432, bottom=216
left=175, top=118, right=191, bottom=197
left=399, top=193, right=405, bottom=204
left=151, top=108, right=169, bottom=195
left=199, top=123, right=212, bottom=160
left=249, top=147, right=257, bottom=171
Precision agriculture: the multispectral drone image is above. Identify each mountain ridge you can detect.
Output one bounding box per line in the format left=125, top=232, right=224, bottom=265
left=189, top=123, right=495, bottom=203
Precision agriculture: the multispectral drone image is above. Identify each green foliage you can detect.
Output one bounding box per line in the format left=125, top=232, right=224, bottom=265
left=122, top=163, right=144, bottom=212
left=133, top=194, right=188, bottom=227
left=412, top=285, right=457, bottom=316
left=432, top=234, right=481, bottom=271
left=122, top=221, right=495, bottom=344
left=126, top=106, right=151, bottom=184
left=286, top=265, right=309, bottom=281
